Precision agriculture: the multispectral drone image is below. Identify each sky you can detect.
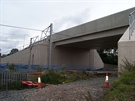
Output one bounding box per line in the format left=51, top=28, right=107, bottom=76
left=0, top=0, right=135, bottom=54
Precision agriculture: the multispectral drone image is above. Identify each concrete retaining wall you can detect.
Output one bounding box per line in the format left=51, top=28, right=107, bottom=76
left=1, top=41, right=103, bottom=70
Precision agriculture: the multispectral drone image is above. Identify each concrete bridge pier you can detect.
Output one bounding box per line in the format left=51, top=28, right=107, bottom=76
left=51, top=46, right=104, bottom=70
left=89, top=49, right=104, bottom=70
left=118, top=27, right=135, bottom=73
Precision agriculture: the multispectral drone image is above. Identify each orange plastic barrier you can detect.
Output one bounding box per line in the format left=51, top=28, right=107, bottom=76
left=22, top=72, right=42, bottom=88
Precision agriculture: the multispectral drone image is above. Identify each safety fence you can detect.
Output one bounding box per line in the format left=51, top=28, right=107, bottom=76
left=0, top=64, right=90, bottom=87
left=0, top=70, right=27, bottom=91
left=0, top=70, right=28, bottom=99
left=0, top=64, right=42, bottom=72
left=0, top=64, right=102, bottom=71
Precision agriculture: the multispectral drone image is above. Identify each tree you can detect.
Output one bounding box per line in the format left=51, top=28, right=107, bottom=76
left=97, top=48, right=118, bottom=65
left=1, top=54, right=7, bottom=58
left=9, top=48, right=19, bottom=55
left=8, top=63, right=17, bottom=71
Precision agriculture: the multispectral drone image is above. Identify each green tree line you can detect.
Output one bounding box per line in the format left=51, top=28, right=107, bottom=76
left=97, top=48, right=118, bottom=65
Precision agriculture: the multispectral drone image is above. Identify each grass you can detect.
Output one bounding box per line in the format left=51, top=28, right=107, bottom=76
left=100, top=71, right=135, bottom=101
left=83, top=91, right=94, bottom=101
left=98, top=59, right=135, bottom=101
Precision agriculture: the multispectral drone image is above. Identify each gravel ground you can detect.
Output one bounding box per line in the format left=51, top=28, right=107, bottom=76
left=0, top=76, right=117, bottom=101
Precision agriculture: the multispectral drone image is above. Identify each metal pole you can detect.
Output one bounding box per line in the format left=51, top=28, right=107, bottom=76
left=6, top=70, right=8, bottom=96
left=129, top=15, right=131, bottom=40
left=49, top=23, right=53, bottom=69
left=27, top=38, right=32, bottom=80
left=0, top=49, right=1, bottom=64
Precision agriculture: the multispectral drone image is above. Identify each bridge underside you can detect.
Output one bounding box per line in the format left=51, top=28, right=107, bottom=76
left=57, top=35, right=122, bottom=49
left=54, top=26, right=128, bottom=49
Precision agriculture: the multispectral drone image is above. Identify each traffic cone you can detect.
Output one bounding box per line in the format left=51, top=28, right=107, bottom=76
left=38, top=73, right=42, bottom=88
left=104, top=73, right=109, bottom=88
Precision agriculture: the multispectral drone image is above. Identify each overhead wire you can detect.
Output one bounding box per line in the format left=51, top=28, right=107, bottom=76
left=0, top=23, right=87, bottom=55
left=0, top=39, right=29, bottom=42
left=0, top=23, right=84, bottom=42
left=0, top=23, right=43, bottom=54
left=0, top=24, right=42, bottom=31
left=0, top=24, right=51, bottom=55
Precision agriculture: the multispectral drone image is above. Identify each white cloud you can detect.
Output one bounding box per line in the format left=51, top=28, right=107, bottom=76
left=53, top=8, right=91, bottom=32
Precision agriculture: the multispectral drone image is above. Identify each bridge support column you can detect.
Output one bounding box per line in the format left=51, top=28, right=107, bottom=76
left=89, top=49, right=104, bottom=70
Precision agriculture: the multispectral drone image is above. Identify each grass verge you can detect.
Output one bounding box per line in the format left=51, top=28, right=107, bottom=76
left=98, top=60, right=135, bottom=101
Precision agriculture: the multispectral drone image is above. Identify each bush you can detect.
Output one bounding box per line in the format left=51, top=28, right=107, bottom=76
left=37, top=66, right=43, bottom=72
left=8, top=64, right=17, bottom=71
left=30, top=69, right=92, bottom=85
left=41, top=70, right=66, bottom=84
left=8, top=82, right=22, bottom=90
left=0, top=85, right=6, bottom=90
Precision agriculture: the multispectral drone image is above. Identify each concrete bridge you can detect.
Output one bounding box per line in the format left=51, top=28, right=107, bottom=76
left=1, top=7, right=135, bottom=72
left=52, top=8, right=133, bottom=49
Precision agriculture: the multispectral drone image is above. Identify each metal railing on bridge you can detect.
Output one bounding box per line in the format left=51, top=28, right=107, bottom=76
left=129, top=10, right=135, bottom=40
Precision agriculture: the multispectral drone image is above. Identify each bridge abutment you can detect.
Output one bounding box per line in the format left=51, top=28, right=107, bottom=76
left=118, top=27, right=135, bottom=73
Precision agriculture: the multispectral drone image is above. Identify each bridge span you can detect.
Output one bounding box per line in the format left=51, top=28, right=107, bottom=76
left=1, top=7, right=135, bottom=72
left=52, top=7, right=134, bottom=49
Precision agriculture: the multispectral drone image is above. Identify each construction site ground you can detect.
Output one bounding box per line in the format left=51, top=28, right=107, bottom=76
left=0, top=74, right=117, bottom=101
